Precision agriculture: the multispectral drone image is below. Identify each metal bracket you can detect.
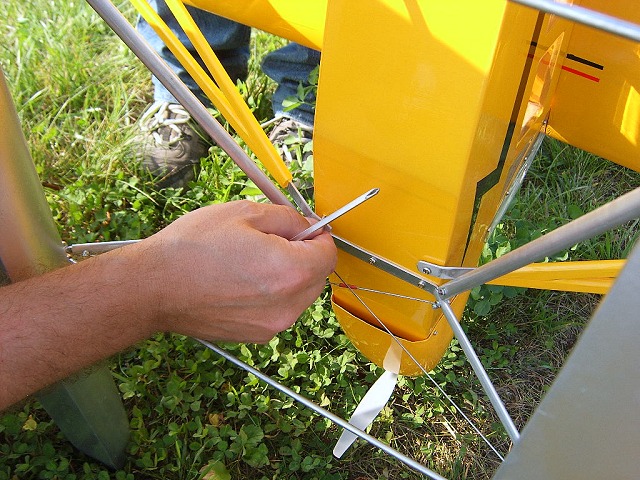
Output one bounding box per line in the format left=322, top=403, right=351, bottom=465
left=333, top=235, right=439, bottom=296
left=416, top=260, right=473, bottom=280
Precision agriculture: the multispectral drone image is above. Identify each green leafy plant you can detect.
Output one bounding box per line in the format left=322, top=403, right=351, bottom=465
left=281, top=66, right=319, bottom=114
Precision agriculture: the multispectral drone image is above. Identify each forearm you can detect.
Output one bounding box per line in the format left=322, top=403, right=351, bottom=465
left=0, top=201, right=337, bottom=411
left=0, top=244, right=157, bottom=410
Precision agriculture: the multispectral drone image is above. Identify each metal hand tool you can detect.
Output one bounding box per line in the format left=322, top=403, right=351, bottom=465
left=290, top=188, right=379, bottom=241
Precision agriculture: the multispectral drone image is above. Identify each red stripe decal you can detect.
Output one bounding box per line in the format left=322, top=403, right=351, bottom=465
left=528, top=53, right=601, bottom=82
left=561, top=65, right=600, bottom=82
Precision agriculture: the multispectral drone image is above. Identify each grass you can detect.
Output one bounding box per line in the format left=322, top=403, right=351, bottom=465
left=1, top=1, right=639, bottom=479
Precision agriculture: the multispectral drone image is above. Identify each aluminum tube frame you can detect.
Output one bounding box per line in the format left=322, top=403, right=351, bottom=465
left=510, top=0, right=640, bottom=43
left=436, top=295, right=520, bottom=443
left=441, top=186, right=640, bottom=298
left=86, top=0, right=292, bottom=209
left=198, top=340, right=447, bottom=480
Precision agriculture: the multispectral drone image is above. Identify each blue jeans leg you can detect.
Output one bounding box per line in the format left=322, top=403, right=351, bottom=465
left=262, top=43, right=321, bottom=127
left=137, top=0, right=250, bottom=105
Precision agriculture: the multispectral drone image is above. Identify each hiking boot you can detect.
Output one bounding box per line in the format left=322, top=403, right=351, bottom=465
left=135, top=102, right=210, bottom=189
left=265, top=116, right=314, bottom=198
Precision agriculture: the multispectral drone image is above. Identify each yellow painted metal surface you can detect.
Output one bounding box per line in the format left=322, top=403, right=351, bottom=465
left=546, top=1, right=640, bottom=172
left=128, top=0, right=634, bottom=375
left=314, top=1, right=573, bottom=375
left=184, top=0, right=326, bottom=50
left=487, top=260, right=624, bottom=294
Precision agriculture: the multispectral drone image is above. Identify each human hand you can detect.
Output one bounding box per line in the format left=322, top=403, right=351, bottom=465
left=135, top=201, right=337, bottom=343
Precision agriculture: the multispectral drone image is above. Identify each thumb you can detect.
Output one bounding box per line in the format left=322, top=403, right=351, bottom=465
left=245, top=203, right=314, bottom=240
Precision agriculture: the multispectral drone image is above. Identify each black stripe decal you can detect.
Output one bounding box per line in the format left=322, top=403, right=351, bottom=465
left=566, top=53, right=604, bottom=70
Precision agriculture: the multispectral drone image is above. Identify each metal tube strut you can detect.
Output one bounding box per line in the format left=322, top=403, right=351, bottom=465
left=510, top=0, right=640, bottom=43
left=86, top=0, right=292, bottom=208
left=436, top=295, right=520, bottom=443
left=198, top=340, right=447, bottom=480
left=441, top=186, right=640, bottom=298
